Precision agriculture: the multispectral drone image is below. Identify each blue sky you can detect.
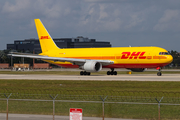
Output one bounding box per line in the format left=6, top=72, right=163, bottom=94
left=0, top=0, right=180, bottom=51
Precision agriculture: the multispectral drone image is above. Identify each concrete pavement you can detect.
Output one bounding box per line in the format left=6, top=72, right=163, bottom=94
left=0, top=74, right=180, bottom=81
left=0, top=113, right=141, bottom=120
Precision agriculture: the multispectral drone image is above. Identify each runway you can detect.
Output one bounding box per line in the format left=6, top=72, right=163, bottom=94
left=0, top=74, right=179, bottom=81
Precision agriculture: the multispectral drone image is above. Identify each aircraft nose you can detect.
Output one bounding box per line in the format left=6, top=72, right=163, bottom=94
left=167, top=55, right=173, bottom=63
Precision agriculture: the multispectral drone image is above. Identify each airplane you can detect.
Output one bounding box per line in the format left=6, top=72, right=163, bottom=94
left=8, top=19, right=173, bottom=76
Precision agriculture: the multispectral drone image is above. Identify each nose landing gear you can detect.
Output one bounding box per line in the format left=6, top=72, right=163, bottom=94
left=107, top=68, right=117, bottom=75
left=156, top=67, right=162, bottom=76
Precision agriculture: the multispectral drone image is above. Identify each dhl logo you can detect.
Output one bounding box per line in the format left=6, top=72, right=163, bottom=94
left=40, top=36, right=50, bottom=39
left=121, top=52, right=146, bottom=59
left=65, top=51, right=167, bottom=60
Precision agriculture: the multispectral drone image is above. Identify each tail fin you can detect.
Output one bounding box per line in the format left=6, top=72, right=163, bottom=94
left=34, top=19, right=59, bottom=53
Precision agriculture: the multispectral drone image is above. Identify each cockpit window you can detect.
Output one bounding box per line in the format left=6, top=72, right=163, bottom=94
left=159, top=52, right=170, bottom=55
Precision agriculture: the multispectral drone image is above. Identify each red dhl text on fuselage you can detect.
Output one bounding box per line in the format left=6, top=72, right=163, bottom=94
left=62, top=52, right=167, bottom=60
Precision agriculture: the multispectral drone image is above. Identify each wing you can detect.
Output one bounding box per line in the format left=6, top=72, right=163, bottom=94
left=8, top=52, right=114, bottom=66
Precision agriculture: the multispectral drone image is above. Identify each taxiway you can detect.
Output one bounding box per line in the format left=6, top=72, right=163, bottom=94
left=0, top=74, right=179, bottom=81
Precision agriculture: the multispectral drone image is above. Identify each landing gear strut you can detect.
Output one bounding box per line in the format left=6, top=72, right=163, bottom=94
left=107, top=68, right=117, bottom=75
left=157, top=67, right=162, bottom=76
left=80, top=71, right=91, bottom=76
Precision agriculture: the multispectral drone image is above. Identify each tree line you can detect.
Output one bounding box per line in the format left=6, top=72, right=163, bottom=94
left=0, top=49, right=44, bottom=66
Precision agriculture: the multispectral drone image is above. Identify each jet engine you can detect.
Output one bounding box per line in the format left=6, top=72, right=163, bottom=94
left=128, top=68, right=145, bottom=72
left=81, top=61, right=102, bottom=72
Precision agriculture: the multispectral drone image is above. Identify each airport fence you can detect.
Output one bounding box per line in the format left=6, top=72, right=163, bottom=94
left=1, top=90, right=180, bottom=120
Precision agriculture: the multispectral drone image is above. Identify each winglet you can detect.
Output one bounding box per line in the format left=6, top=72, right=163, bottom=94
left=34, top=19, right=59, bottom=53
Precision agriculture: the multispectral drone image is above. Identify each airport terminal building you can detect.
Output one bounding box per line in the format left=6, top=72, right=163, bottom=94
left=7, top=36, right=111, bottom=53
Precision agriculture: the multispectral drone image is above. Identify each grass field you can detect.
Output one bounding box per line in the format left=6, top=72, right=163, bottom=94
left=0, top=80, right=180, bottom=92
left=0, top=70, right=180, bottom=119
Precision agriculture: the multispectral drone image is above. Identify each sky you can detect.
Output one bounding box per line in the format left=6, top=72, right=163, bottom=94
left=0, top=0, right=180, bottom=51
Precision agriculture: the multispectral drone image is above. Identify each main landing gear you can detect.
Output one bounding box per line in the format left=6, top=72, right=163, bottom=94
left=107, top=68, right=117, bottom=75
left=157, top=67, right=162, bottom=76
left=80, top=71, right=91, bottom=76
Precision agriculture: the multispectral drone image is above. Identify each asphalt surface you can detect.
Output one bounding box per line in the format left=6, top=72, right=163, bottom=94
left=0, top=74, right=179, bottom=81
left=0, top=113, right=141, bottom=120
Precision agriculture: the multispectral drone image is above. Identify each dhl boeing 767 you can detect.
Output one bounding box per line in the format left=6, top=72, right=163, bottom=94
left=8, top=19, right=173, bottom=76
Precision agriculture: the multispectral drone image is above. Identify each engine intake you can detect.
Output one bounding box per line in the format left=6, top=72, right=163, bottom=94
left=81, top=61, right=102, bottom=72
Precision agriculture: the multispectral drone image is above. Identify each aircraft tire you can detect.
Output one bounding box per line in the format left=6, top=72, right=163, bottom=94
left=84, top=71, right=87, bottom=75
left=107, top=71, right=117, bottom=75
left=80, top=71, right=84, bottom=75
left=157, top=72, right=162, bottom=76
left=87, top=72, right=91, bottom=75
left=107, top=71, right=111, bottom=75
left=80, top=71, right=91, bottom=76
left=114, top=71, right=117, bottom=75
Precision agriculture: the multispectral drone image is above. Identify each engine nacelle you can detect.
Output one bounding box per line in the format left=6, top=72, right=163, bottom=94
left=128, top=68, right=145, bottom=72
left=81, top=61, right=102, bottom=72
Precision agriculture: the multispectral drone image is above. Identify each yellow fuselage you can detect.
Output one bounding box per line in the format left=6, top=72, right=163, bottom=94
left=40, top=46, right=173, bottom=69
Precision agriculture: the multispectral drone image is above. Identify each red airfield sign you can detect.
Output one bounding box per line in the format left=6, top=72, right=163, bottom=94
left=70, top=108, right=82, bottom=120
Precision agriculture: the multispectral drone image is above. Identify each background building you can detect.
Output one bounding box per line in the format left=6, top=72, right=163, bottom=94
left=7, top=36, right=111, bottom=53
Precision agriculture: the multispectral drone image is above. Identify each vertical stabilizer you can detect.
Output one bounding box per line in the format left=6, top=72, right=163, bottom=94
left=34, top=19, right=59, bottom=53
